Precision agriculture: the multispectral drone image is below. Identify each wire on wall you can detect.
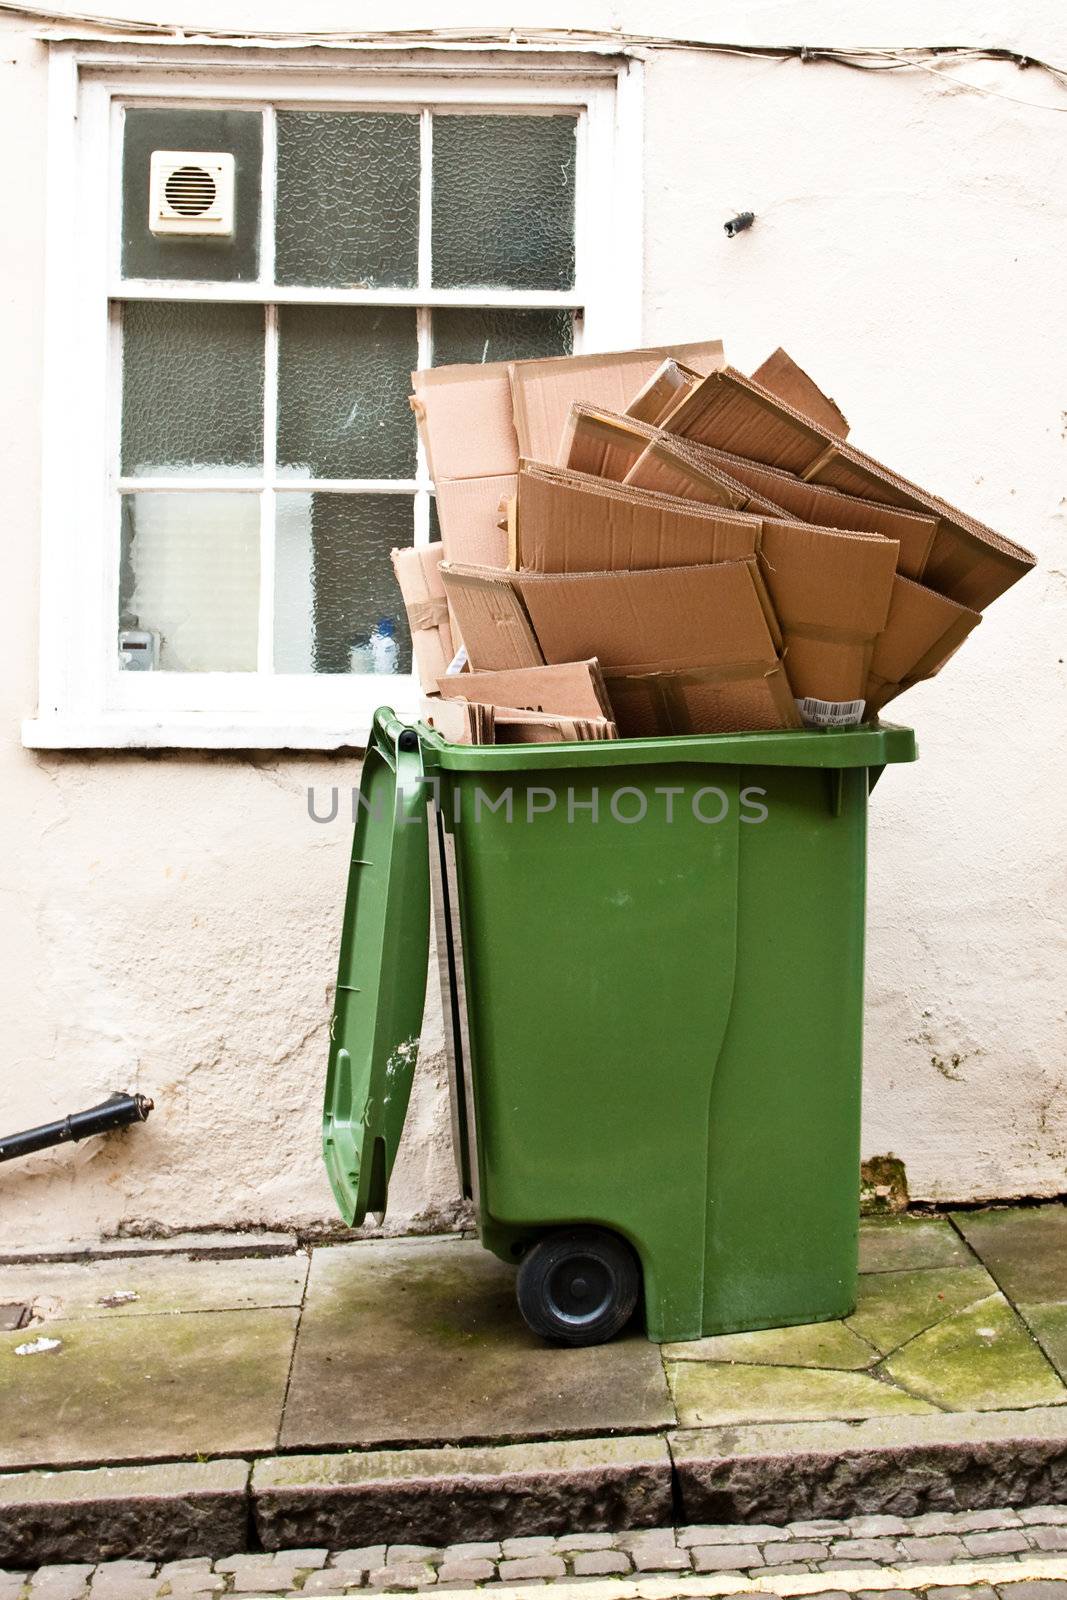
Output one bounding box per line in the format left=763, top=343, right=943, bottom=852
left=7, top=10, right=1067, bottom=114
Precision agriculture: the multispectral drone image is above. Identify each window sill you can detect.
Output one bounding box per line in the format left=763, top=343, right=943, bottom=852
left=21, top=707, right=418, bottom=752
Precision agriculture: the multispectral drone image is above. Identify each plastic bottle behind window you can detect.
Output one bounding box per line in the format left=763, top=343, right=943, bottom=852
left=370, top=617, right=399, bottom=675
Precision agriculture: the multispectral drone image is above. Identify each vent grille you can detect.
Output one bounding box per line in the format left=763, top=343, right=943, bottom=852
left=149, top=150, right=235, bottom=237
left=163, top=165, right=217, bottom=217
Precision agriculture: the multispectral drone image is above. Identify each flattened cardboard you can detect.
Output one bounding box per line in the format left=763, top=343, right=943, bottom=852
left=558, top=404, right=658, bottom=480
left=757, top=521, right=898, bottom=712
left=493, top=707, right=618, bottom=744
left=433, top=474, right=516, bottom=568
left=512, top=461, right=762, bottom=573
left=423, top=695, right=490, bottom=745
left=422, top=695, right=616, bottom=745
left=750, top=347, right=849, bottom=436
left=437, top=659, right=614, bottom=721
left=509, top=339, right=725, bottom=463
left=665, top=366, right=1035, bottom=609
left=625, top=358, right=701, bottom=426
left=439, top=563, right=544, bottom=672
left=509, top=560, right=800, bottom=737
left=624, top=435, right=786, bottom=518
left=866, top=577, right=981, bottom=713
left=675, top=445, right=937, bottom=580
left=410, top=361, right=517, bottom=482
left=412, top=341, right=722, bottom=565
left=391, top=543, right=455, bottom=693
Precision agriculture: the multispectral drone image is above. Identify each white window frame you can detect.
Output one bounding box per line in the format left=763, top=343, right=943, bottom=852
left=25, top=42, right=644, bottom=751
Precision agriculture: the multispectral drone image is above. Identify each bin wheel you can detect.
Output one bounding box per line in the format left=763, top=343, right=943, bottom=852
left=516, top=1228, right=640, bottom=1346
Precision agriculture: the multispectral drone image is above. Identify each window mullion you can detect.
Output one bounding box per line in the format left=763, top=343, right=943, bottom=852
left=414, top=305, right=433, bottom=548
left=261, top=103, right=277, bottom=287
left=415, top=110, right=433, bottom=549
left=418, top=106, right=432, bottom=292
left=258, top=302, right=278, bottom=675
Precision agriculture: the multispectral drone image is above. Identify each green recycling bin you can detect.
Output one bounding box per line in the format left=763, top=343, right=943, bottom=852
left=322, top=709, right=916, bottom=1346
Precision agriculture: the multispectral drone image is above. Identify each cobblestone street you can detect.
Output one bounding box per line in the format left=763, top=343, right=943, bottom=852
left=8, top=1506, right=1067, bottom=1600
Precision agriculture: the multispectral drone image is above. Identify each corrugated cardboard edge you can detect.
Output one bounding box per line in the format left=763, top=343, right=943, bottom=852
left=625, top=358, right=702, bottom=426
left=750, top=347, right=849, bottom=437
left=513, top=461, right=763, bottom=573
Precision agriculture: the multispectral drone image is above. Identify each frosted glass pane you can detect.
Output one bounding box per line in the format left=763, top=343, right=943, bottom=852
left=275, top=112, right=419, bottom=288
left=273, top=494, right=413, bottom=675
left=122, top=301, right=263, bottom=476
left=122, top=108, right=261, bottom=283
left=277, top=306, right=417, bottom=480
left=119, top=493, right=260, bottom=672
left=432, top=115, right=576, bottom=288
left=432, top=308, right=573, bottom=367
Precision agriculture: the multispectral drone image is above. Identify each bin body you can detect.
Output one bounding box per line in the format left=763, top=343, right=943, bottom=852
left=323, top=713, right=915, bottom=1345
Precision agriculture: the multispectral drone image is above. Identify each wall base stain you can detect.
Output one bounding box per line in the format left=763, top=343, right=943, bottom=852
left=861, top=1155, right=909, bottom=1215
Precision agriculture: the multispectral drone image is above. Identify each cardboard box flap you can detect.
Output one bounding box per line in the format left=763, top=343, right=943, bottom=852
left=433, top=474, right=516, bottom=568
left=439, top=562, right=544, bottom=672
left=667, top=367, right=827, bottom=475
left=867, top=576, right=981, bottom=702
left=750, top=347, right=849, bottom=437
left=625, top=358, right=702, bottom=426
left=625, top=435, right=786, bottom=518
left=758, top=521, right=899, bottom=639
left=605, top=668, right=801, bottom=738
left=510, top=559, right=781, bottom=672
left=510, top=338, right=725, bottom=463
left=558, top=404, right=658, bottom=479
left=436, top=659, right=615, bottom=721
left=757, top=521, right=898, bottom=710
left=666, top=366, right=1036, bottom=609
left=391, top=543, right=456, bottom=694
left=410, top=361, right=518, bottom=482
left=513, top=461, right=763, bottom=573
left=683, top=445, right=937, bottom=580
left=522, top=459, right=763, bottom=521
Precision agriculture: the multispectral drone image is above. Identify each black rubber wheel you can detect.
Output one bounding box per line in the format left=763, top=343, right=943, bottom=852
left=515, top=1227, right=641, bottom=1346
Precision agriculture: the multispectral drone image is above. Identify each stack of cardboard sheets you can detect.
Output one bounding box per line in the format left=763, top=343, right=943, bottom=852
left=392, top=340, right=1035, bottom=744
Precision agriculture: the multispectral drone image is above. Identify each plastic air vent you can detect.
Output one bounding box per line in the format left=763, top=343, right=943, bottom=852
left=149, top=151, right=235, bottom=237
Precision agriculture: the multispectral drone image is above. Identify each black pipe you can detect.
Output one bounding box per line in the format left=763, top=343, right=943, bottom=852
left=0, top=1093, right=154, bottom=1164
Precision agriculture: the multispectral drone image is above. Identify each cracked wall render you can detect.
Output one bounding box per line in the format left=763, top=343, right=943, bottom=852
left=1, top=3, right=1066, bottom=1244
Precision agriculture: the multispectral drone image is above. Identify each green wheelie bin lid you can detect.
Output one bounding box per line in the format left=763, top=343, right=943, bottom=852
left=322, top=715, right=431, bottom=1226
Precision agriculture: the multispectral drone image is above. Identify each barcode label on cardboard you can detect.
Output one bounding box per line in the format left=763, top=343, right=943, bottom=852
left=445, top=646, right=468, bottom=676
left=796, top=696, right=866, bottom=729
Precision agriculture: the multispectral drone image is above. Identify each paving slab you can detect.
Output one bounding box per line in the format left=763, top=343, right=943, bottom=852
left=280, top=1239, right=672, bottom=1451
left=671, top=1405, right=1067, bottom=1524
left=858, top=1217, right=974, bottom=1274
left=663, top=1321, right=876, bottom=1370
left=0, top=1459, right=249, bottom=1566
left=881, top=1293, right=1067, bottom=1412
left=1020, top=1304, right=1067, bottom=1385
left=953, top=1207, right=1067, bottom=1304
left=846, top=1265, right=998, bottom=1356
left=0, top=1235, right=298, bottom=1267
left=0, top=1309, right=298, bottom=1469
left=0, top=1254, right=309, bottom=1323
left=252, top=1436, right=672, bottom=1547
left=667, top=1361, right=936, bottom=1427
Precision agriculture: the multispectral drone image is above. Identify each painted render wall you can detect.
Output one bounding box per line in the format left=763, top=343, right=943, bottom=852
left=0, top=1, right=1065, bottom=1246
